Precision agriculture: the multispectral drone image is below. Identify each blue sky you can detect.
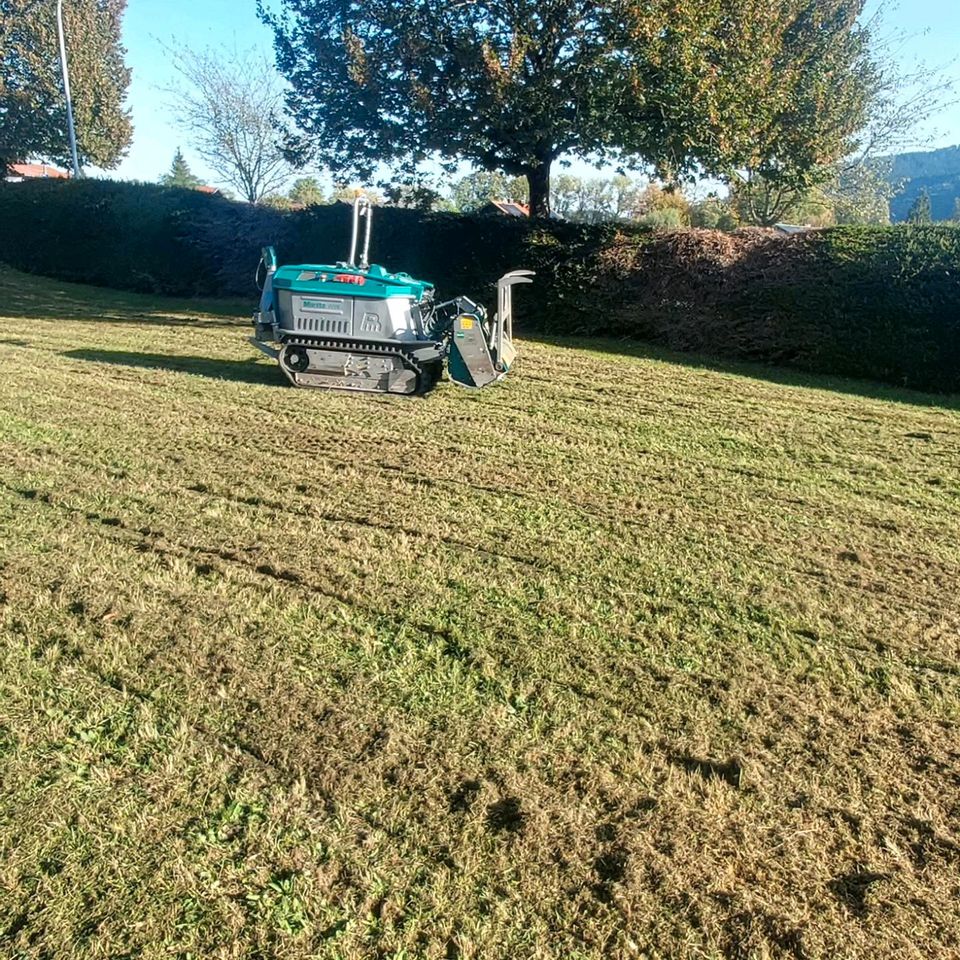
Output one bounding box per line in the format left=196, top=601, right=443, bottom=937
left=107, top=0, right=960, bottom=188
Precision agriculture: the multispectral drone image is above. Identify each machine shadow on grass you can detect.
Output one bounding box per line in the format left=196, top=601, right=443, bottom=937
left=525, top=334, right=960, bottom=411
left=63, top=349, right=282, bottom=386
left=58, top=312, right=247, bottom=329
left=3, top=294, right=248, bottom=328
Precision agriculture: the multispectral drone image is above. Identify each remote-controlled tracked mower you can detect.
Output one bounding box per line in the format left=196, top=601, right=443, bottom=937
left=250, top=198, right=533, bottom=395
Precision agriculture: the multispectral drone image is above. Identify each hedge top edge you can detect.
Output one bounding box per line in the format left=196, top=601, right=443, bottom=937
left=251, top=197, right=534, bottom=395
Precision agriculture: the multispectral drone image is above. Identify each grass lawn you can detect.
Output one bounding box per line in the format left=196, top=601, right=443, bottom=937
left=0, top=264, right=958, bottom=959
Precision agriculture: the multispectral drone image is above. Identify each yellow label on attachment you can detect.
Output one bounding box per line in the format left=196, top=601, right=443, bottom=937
left=459, top=316, right=475, bottom=330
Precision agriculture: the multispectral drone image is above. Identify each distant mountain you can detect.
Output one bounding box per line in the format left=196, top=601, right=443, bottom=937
left=885, top=145, right=960, bottom=222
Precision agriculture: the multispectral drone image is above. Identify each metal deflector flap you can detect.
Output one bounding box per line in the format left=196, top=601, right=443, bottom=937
left=494, top=269, right=533, bottom=373
left=448, top=269, right=533, bottom=389
left=448, top=314, right=499, bottom=388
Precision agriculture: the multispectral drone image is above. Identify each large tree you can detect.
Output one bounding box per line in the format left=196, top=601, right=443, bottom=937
left=712, top=4, right=949, bottom=226
left=262, top=0, right=876, bottom=217
left=0, top=0, right=132, bottom=170
left=628, top=0, right=876, bottom=227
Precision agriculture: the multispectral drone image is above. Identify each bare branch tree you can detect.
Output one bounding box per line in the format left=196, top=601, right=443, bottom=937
left=847, top=3, right=958, bottom=167
left=732, top=9, right=957, bottom=228
left=164, top=43, right=289, bottom=203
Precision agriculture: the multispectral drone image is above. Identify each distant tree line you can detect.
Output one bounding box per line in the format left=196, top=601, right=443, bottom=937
left=157, top=144, right=960, bottom=229
left=157, top=1, right=950, bottom=227
left=8, top=0, right=954, bottom=232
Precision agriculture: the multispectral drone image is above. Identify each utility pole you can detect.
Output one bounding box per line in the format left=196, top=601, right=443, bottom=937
left=56, top=0, right=81, bottom=178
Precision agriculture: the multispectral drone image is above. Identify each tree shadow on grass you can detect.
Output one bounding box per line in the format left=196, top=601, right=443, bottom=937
left=0, top=271, right=249, bottom=326
left=13, top=302, right=247, bottom=327
left=524, top=334, right=960, bottom=411
left=63, top=349, right=284, bottom=386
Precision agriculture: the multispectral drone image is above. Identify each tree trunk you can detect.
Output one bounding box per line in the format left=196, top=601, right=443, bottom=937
left=526, top=159, right=552, bottom=219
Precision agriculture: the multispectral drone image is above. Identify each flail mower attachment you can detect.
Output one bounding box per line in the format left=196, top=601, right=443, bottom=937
left=250, top=198, right=533, bottom=395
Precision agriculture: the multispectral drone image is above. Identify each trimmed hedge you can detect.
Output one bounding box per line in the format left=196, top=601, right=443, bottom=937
left=1, top=178, right=959, bottom=392
left=0, top=178, right=223, bottom=295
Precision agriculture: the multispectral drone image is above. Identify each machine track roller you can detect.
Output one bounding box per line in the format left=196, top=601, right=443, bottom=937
left=278, top=341, right=436, bottom=395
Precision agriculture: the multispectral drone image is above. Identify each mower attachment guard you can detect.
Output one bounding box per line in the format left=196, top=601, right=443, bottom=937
left=447, top=270, right=534, bottom=389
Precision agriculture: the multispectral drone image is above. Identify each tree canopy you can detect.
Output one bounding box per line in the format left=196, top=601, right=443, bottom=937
left=907, top=188, right=933, bottom=224
left=263, top=0, right=877, bottom=217
left=159, top=148, right=203, bottom=189
left=0, top=0, right=132, bottom=170
left=288, top=176, right=325, bottom=206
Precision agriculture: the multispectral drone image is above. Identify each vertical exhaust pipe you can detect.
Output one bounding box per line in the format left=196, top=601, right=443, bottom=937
left=348, top=196, right=373, bottom=269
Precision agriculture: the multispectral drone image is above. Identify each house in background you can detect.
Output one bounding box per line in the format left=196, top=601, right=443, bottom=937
left=4, top=163, right=71, bottom=182
left=772, top=223, right=813, bottom=235
left=479, top=199, right=530, bottom=217
left=478, top=199, right=564, bottom=220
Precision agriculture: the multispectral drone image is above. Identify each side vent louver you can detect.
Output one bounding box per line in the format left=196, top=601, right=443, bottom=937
left=296, top=315, right=350, bottom=335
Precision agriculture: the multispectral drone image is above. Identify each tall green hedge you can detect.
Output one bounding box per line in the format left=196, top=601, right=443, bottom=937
left=0, top=178, right=225, bottom=294
left=1, top=178, right=958, bottom=392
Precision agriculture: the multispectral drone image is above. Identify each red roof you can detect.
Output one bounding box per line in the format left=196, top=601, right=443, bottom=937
left=7, top=163, right=70, bottom=179
left=196, top=185, right=219, bottom=194
left=488, top=200, right=530, bottom=217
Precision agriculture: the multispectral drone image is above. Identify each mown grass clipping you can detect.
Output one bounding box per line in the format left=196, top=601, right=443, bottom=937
left=1, top=266, right=959, bottom=959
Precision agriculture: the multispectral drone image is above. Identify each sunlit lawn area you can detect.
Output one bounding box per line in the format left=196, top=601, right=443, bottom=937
left=1, top=266, right=958, bottom=959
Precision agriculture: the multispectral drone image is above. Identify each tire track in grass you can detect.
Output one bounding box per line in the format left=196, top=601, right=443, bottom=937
left=3, top=475, right=957, bottom=738
left=5, top=420, right=960, bottom=678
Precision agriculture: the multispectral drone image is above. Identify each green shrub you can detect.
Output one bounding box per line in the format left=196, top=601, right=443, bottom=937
left=637, top=207, right=686, bottom=230
left=1, top=179, right=958, bottom=391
